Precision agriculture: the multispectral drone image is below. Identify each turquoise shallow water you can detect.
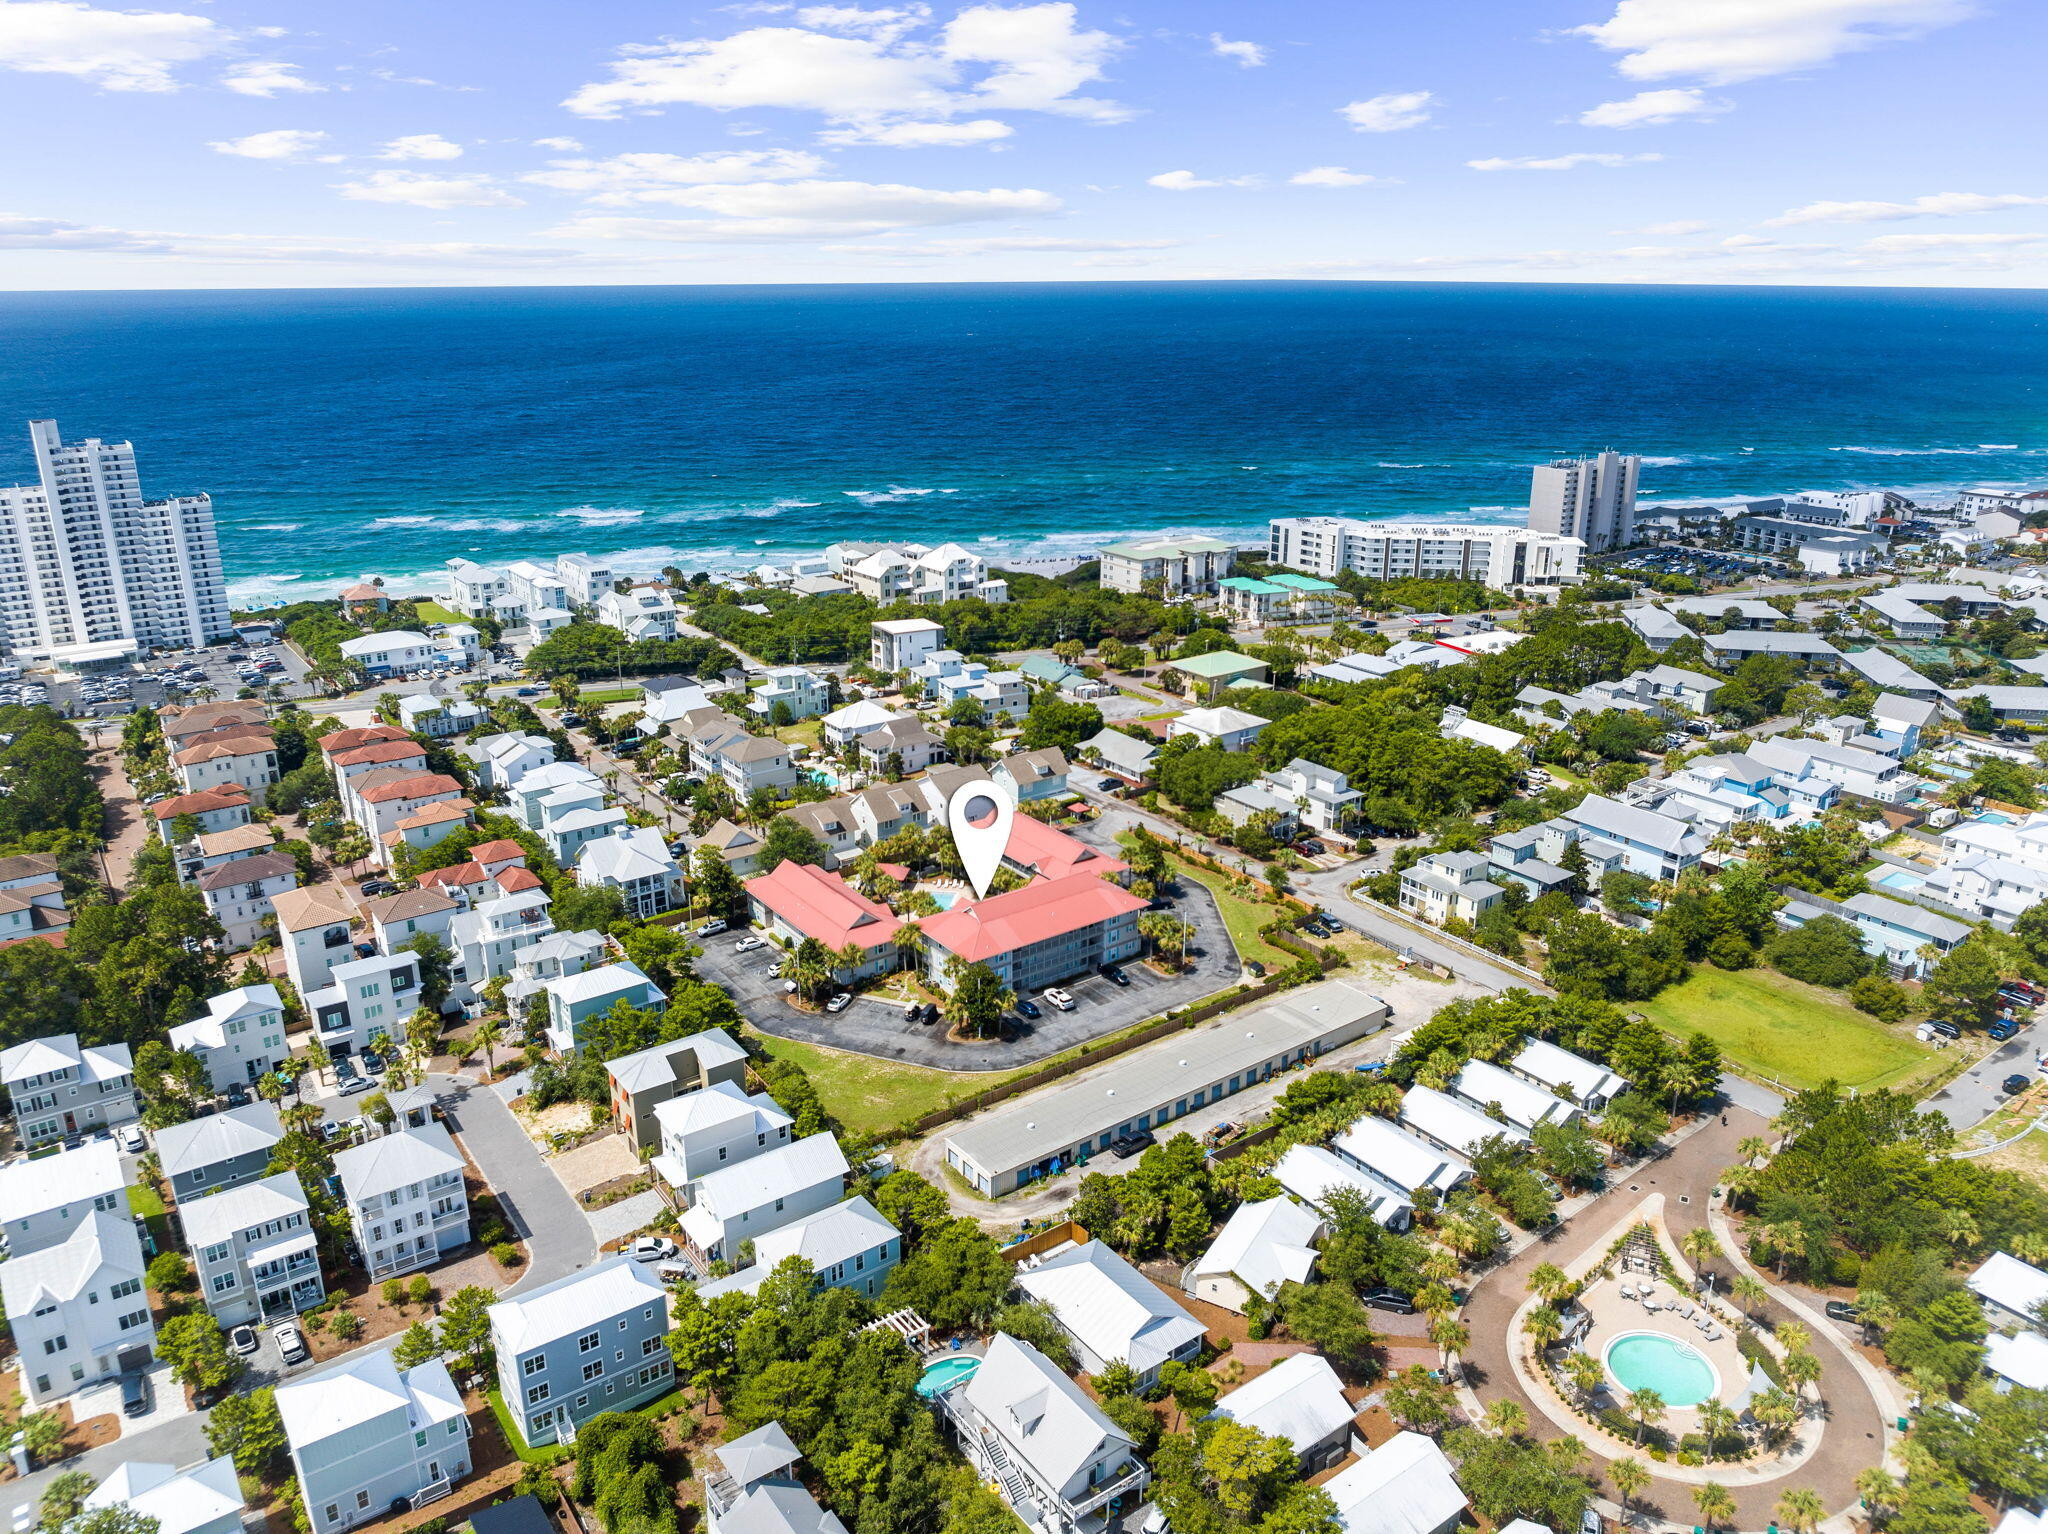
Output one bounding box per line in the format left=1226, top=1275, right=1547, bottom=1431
left=1605, top=1331, right=1719, bottom=1407
left=0, top=281, right=2044, bottom=602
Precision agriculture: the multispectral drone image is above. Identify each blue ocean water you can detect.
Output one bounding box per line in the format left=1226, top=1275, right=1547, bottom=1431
left=0, top=281, right=2044, bottom=603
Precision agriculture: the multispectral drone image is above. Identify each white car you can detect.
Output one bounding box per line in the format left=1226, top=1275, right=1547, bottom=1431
left=696, top=919, right=729, bottom=938
left=1042, top=988, right=1076, bottom=1012
left=274, top=1322, right=309, bottom=1366
left=117, top=1124, right=146, bottom=1154
left=825, top=993, right=853, bottom=1013
left=733, top=935, right=765, bottom=954
left=630, top=1236, right=680, bottom=1263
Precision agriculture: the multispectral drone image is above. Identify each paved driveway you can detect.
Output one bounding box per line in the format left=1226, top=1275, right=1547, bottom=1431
left=709, top=874, right=1240, bottom=1071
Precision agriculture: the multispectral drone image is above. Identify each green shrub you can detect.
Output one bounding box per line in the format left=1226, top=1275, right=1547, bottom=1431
left=492, top=1242, right=522, bottom=1267
left=330, top=1312, right=362, bottom=1341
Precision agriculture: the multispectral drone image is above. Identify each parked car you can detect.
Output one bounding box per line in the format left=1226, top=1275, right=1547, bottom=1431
left=229, top=1325, right=258, bottom=1356
left=340, top=1075, right=373, bottom=1096
left=1362, top=1289, right=1417, bottom=1315
left=2005, top=1074, right=2033, bottom=1096
left=825, top=993, right=854, bottom=1013
left=695, top=918, right=729, bottom=938
left=1989, top=1019, right=2021, bottom=1041
left=1016, top=999, right=1041, bottom=1020
left=1926, top=1019, right=1962, bottom=1040
left=1109, top=1131, right=1155, bottom=1159
left=121, top=1372, right=151, bottom=1417
left=1042, top=988, right=1075, bottom=1012
left=275, top=1323, right=309, bottom=1365
left=630, top=1236, right=680, bottom=1263
left=733, top=936, right=765, bottom=954
left=223, top=1082, right=250, bottom=1107
left=1824, top=1300, right=1861, bottom=1324
left=903, top=1002, right=921, bottom=1021
left=1102, top=966, right=1130, bottom=987
left=117, top=1124, right=146, bottom=1153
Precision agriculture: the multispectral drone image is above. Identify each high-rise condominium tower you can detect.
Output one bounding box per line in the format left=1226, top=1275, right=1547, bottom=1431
left=0, top=420, right=231, bottom=664
left=1527, top=451, right=1639, bottom=554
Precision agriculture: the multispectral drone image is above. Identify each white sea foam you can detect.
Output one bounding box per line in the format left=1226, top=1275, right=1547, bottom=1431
left=251, top=523, right=304, bottom=532
left=370, top=515, right=440, bottom=528
left=1376, top=462, right=1427, bottom=469
left=1831, top=444, right=2035, bottom=457
left=556, top=505, right=646, bottom=523
left=442, top=518, right=529, bottom=533
left=1639, top=456, right=1698, bottom=467
left=843, top=486, right=955, bottom=505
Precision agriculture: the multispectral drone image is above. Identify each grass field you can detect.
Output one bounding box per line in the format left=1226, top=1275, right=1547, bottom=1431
left=575, top=685, right=641, bottom=705
left=412, top=600, right=465, bottom=625
left=1169, top=854, right=1292, bottom=970
left=1636, top=966, right=1933, bottom=1093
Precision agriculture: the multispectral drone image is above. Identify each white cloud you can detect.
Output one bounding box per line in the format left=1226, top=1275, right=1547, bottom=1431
left=532, top=136, right=584, bottom=151
left=1767, top=191, right=2048, bottom=225
left=0, top=0, right=227, bottom=92
left=221, top=60, right=324, bottom=96
left=1616, top=218, right=1710, bottom=234
left=1208, top=33, right=1264, bottom=67
left=819, top=117, right=1012, bottom=145
left=564, top=3, right=1127, bottom=127
left=208, top=129, right=335, bottom=161
left=523, top=149, right=830, bottom=202
left=336, top=170, right=526, bottom=209
left=549, top=177, right=1060, bottom=239
left=379, top=134, right=463, bottom=161
left=1339, top=90, right=1432, bottom=132
left=1289, top=166, right=1382, bottom=187
left=822, top=233, right=1178, bottom=254
left=1573, top=0, right=1973, bottom=86
left=795, top=5, right=932, bottom=43
left=0, top=211, right=619, bottom=268
left=1861, top=230, right=2046, bottom=251
left=1579, top=87, right=1730, bottom=127
left=1148, top=169, right=1260, bottom=190
left=1468, top=151, right=1663, bottom=171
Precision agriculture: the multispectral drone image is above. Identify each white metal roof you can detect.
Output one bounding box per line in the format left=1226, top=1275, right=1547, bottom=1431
left=1512, top=1038, right=1626, bottom=1104
left=1272, top=1145, right=1412, bottom=1228
left=156, top=1102, right=284, bottom=1179
left=179, top=1170, right=310, bottom=1250
left=88, top=1457, right=243, bottom=1534
left=1211, top=1353, right=1354, bottom=1456
left=695, top=1133, right=848, bottom=1216
left=277, top=1350, right=461, bottom=1448
left=1452, top=1058, right=1582, bottom=1131
left=1190, top=1197, right=1322, bottom=1302
left=1400, top=1085, right=1530, bottom=1158
left=653, top=1080, right=790, bottom=1138
left=960, top=1333, right=1133, bottom=1492
left=0, top=1139, right=123, bottom=1223
left=488, top=1254, right=668, bottom=1354
left=1987, top=1329, right=2048, bottom=1392
left=333, top=1122, right=462, bottom=1200
left=1325, top=1430, right=1467, bottom=1534
left=1015, top=1239, right=1206, bottom=1376
left=1332, top=1113, right=1471, bottom=1197
left=1968, top=1251, right=2048, bottom=1319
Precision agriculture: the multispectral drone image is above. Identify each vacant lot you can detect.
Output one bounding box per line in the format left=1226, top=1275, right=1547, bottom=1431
left=1636, top=966, right=1933, bottom=1093
left=1169, top=855, right=1292, bottom=970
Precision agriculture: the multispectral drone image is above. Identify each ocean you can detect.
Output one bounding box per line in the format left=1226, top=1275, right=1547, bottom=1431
left=0, top=280, right=2045, bottom=605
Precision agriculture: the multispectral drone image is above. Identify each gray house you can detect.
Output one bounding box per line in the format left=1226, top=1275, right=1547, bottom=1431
left=157, top=1103, right=284, bottom=1204
left=0, top=1034, right=138, bottom=1148
left=488, top=1257, right=672, bottom=1448
left=0, top=1141, right=126, bottom=1256
left=277, top=1350, right=470, bottom=1534
left=183, top=1171, right=325, bottom=1326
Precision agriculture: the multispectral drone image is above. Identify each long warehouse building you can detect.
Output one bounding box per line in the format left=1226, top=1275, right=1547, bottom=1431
left=943, top=978, right=1392, bottom=1196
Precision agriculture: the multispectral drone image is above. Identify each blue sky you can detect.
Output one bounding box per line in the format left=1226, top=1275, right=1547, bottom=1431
left=2, top=0, right=2043, bottom=288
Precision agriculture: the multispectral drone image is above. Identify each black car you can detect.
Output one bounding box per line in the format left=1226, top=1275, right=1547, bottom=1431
left=920, top=1003, right=940, bottom=1024
left=1824, top=1300, right=1860, bottom=1323
left=1926, top=1019, right=1962, bottom=1040
left=121, top=1372, right=151, bottom=1417
left=2005, top=1074, right=2034, bottom=1095
left=1103, top=966, right=1130, bottom=987
left=1017, top=999, right=1041, bottom=1020
left=1109, top=1131, right=1155, bottom=1159
left=361, top=1051, right=386, bottom=1074
left=1362, top=1289, right=1418, bottom=1315
left=223, top=1082, right=250, bottom=1108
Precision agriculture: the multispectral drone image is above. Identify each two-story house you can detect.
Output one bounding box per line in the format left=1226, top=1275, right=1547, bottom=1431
left=703, top=1423, right=848, bottom=1534
left=2, top=1210, right=155, bottom=1404
left=649, top=1081, right=794, bottom=1202
left=540, top=960, right=666, bottom=1055
left=605, top=1029, right=750, bottom=1154
left=305, top=952, right=423, bottom=1061
left=364, top=889, right=461, bottom=961
left=992, top=748, right=1070, bottom=804
left=695, top=1195, right=899, bottom=1302
left=278, top=1349, right=470, bottom=1534
left=0, top=1141, right=126, bottom=1255
left=575, top=826, right=686, bottom=920
left=677, top=1133, right=848, bottom=1268
left=934, top=1334, right=1148, bottom=1534
left=157, top=1103, right=284, bottom=1205
left=183, top=1170, right=325, bottom=1326
left=502, top=929, right=609, bottom=1017
left=488, top=1257, right=672, bottom=1448
left=0, top=1035, right=138, bottom=1148
left=170, top=984, right=290, bottom=1094
left=270, top=885, right=364, bottom=998
left=333, top=1125, right=470, bottom=1280
left=747, top=667, right=831, bottom=722
left=195, top=848, right=299, bottom=951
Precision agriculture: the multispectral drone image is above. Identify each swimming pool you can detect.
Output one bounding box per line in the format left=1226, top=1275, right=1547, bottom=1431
left=1604, top=1331, right=1719, bottom=1407
left=809, top=767, right=844, bottom=789
left=1876, top=869, right=1926, bottom=893
left=926, top=888, right=962, bottom=909
left=1976, top=811, right=2015, bottom=826
left=916, top=1356, right=980, bottom=1398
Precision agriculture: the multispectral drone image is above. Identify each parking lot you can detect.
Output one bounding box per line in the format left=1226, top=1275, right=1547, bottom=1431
left=697, top=874, right=1244, bottom=1071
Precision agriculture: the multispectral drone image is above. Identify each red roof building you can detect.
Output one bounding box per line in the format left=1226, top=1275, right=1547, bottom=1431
left=919, top=872, right=1148, bottom=991
left=330, top=739, right=429, bottom=769
left=318, top=724, right=411, bottom=756
left=744, top=861, right=902, bottom=983
left=1002, top=815, right=1130, bottom=885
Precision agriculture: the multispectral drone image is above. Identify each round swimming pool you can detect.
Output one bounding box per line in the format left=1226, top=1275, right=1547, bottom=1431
left=916, top=1356, right=981, bottom=1399
left=1603, top=1330, right=1719, bottom=1407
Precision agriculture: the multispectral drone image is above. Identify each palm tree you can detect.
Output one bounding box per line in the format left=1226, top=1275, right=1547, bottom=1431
left=1693, top=1483, right=1735, bottom=1534
left=1682, top=1227, right=1722, bottom=1278
left=1420, top=1249, right=1462, bottom=1288
left=1429, top=1317, right=1469, bottom=1379
left=471, top=1018, right=504, bottom=1076
left=281, top=1102, right=322, bottom=1136
left=1731, top=1274, right=1769, bottom=1323
left=1523, top=1305, right=1564, bottom=1353
left=1937, top=1208, right=1980, bottom=1252
left=1778, top=1320, right=1811, bottom=1356
left=1751, top=1386, right=1797, bottom=1446
left=1696, top=1397, right=1736, bottom=1463
left=1546, top=1436, right=1589, bottom=1476
left=1777, top=1487, right=1827, bottom=1534
left=892, top=921, right=923, bottom=968
left=1857, top=1468, right=1901, bottom=1527
left=1626, top=1388, right=1666, bottom=1447
left=1609, top=1457, right=1650, bottom=1527
left=1527, top=1261, right=1575, bottom=1305
left=1482, top=1399, right=1527, bottom=1439
left=1415, top=1281, right=1457, bottom=1318
left=1737, top=1134, right=1771, bottom=1165
left=1562, top=1350, right=1603, bottom=1401
left=1784, top=1349, right=1823, bottom=1397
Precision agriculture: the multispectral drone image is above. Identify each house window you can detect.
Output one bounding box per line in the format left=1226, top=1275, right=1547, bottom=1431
left=577, top=1330, right=601, bottom=1352
left=522, top=1355, right=546, bottom=1376
left=583, top=1361, right=603, bottom=1382
left=356, top=1494, right=371, bottom=1512
left=641, top=1337, right=663, bottom=1357
left=525, top=1383, right=550, bottom=1405
left=325, top=1508, right=340, bottom=1526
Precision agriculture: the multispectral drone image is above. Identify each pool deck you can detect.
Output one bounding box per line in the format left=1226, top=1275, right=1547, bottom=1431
left=1583, top=1275, right=1750, bottom=1412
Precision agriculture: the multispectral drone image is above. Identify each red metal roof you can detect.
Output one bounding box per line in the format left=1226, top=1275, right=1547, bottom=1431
left=919, top=872, right=1147, bottom=964
left=745, top=861, right=901, bottom=952
left=1003, top=815, right=1128, bottom=883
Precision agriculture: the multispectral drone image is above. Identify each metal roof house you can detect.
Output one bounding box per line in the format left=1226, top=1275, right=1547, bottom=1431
left=1210, top=1353, right=1359, bottom=1474
left=1399, top=1085, right=1530, bottom=1159
left=1184, top=1196, right=1322, bottom=1315
left=1510, top=1039, right=1626, bottom=1110
left=1014, top=1239, right=1207, bottom=1386
left=1331, top=1113, right=1472, bottom=1199
left=1272, top=1144, right=1413, bottom=1230
left=1449, top=1058, right=1582, bottom=1133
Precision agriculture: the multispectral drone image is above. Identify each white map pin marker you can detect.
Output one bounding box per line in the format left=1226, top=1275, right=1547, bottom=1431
left=948, top=778, right=1016, bottom=900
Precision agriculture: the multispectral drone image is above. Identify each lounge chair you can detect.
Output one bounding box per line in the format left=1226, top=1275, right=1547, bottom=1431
left=1704, top=1326, right=1722, bottom=1342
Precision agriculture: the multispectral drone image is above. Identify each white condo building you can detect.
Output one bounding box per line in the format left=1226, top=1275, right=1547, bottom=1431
left=1527, top=451, right=1640, bottom=554
left=0, top=420, right=231, bottom=665
left=1268, top=518, right=1583, bottom=588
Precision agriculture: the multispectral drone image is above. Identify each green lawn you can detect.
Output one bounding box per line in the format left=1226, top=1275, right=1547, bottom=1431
left=744, top=1029, right=1000, bottom=1135
left=484, top=1388, right=569, bottom=1465
left=576, top=686, right=641, bottom=705
left=128, top=1182, right=165, bottom=1219
left=1636, top=967, right=1933, bottom=1093
left=412, top=600, right=465, bottom=625
left=1168, top=855, right=1291, bottom=970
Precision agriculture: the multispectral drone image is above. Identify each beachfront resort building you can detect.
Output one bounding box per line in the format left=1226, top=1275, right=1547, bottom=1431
left=0, top=419, right=230, bottom=665
left=1527, top=452, right=1639, bottom=553
left=1268, top=518, right=1584, bottom=588
left=1097, top=536, right=1236, bottom=596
